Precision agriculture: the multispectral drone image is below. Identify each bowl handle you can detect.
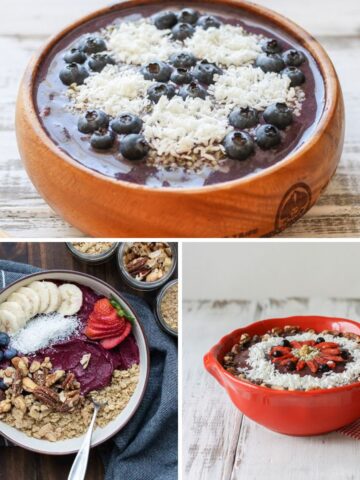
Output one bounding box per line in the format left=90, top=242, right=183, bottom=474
left=204, top=351, right=225, bottom=387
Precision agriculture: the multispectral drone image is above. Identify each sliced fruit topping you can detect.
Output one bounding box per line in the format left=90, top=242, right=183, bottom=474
left=100, top=323, right=132, bottom=350
left=58, top=284, right=83, bottom=316
left=28, top=281, right=50, bottom=314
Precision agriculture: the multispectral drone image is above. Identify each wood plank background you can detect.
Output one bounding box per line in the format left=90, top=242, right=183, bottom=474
left=0, top=0, right=359, bottom=237
left=183, top=298, right=360, bottom=480
left=0, top=242, right=178, bottom=480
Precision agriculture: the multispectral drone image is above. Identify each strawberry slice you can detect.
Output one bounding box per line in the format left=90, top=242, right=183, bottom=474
left=290, top=341, right=302, bottom=349
left=296, top=360, right=306, bottom=371
left=306, top=360, right=318, bottom=373
left=85, top=324, right=125, bottom=339
left=316, top=342, right=338, bottom=349
left=100, top=322, right=132, bottom=350
left=93, top=298, right=114, bottom=316
left=320, top=348, right=340, bottom=355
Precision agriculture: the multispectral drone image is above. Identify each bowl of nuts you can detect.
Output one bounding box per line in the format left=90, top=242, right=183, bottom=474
left=0, top=270, right=149, bottom=454
left=118, top=242, right=177, bottom=291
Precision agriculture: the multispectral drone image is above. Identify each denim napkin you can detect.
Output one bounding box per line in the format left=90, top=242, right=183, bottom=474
left=0, top=260, right=178, bottom=480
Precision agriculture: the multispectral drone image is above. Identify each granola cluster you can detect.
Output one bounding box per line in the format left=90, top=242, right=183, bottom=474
left=160, top=283, right=178, bottom=332
left=0, top=355, right=139, bottom=441
left=72, top=242, right=115, bottom=255
left=123, top=242, right=173, bottom=283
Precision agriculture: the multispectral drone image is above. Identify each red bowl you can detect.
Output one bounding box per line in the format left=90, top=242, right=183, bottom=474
left=204, top=316, right=360, bottom=436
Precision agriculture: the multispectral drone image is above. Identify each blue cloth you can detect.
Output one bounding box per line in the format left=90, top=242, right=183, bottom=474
left=0, top=260, right=178, bottom=480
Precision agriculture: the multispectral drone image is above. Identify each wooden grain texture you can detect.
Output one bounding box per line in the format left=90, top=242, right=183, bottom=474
left=183, top=298, right=360, bottom=480
left=0, top=0, right=360, bottom=237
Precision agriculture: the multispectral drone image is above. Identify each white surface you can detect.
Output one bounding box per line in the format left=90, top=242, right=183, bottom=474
left=183, top=242, right=360, bottom=299
left=183, top=297, right=360, bottom=480
left=0, top=271, right=148, bottom=455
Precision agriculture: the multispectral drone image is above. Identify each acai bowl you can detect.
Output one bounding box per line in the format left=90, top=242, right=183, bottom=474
left=204, top=316, right=360, bottom=436
left=0, top=270, right=149, bottom=454
left=16, top=0, right=344, bottom=237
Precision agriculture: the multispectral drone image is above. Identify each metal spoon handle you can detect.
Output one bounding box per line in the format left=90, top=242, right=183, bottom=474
left=68, top=405, right=99, bottom=480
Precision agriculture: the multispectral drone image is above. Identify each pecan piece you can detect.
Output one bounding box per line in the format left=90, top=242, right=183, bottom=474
left=33, top=370, right=46, bottom=386
left=61, top=372, right=76, bottom=390
left=45, top=370, right=65, bottom=387
left=12, top=369, right=23, bottom=396
left=126, top=257, right=148, bottom=274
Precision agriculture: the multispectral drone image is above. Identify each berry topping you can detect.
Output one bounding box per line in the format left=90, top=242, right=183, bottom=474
left=256, top=124, right=281, bottom=149
left=223, top=131, right=255, bottom=161
left=141, top=61, right=172, bottom=82
left=179, top=81, right=208, bottom=100
left=228, top=107, right=259, bottom=129
left=64, top=48, right=87, bottom=64
left=152, top=10, right=178, bottom=30
left=261, top=38, right=282, bottom=54
left=78, top=110, right=109, bottom=134
left=255, top=53, right=285, bottom=73
left=111, top=113, right=143, bottom=135
left=0, top=332, right=10, bottom=347
left=170, top=68, right=193, bottom=84
left=90, top=129, right=116, bottom=150
left=147, top=83, right=176, bottom=103
left=88, top=53, right=115, bottom=72
left=80, top=35, right=107, bottom=54
left=168, top=51, right=197, bottom=69
left=315, top=337, right=325, bottom=344
left=282, top=49, right=306, bottom=67
left=171, top=22, right=195, bottom=41
left=196, top=15, right=222, bottom=30
left=263, top=103, right=293, bottom=130
left=192, top=60, right=222, bottom=85
left=3, top=347, right=18, bottom=361
left=120, top=134, right=150, bottom=161
left=282, top=66, right=306, bottom=86
left=0, top=380, right=8, bottom=390
left=59, top=63, right=89, bottom=86
left=177, top=8, right=199, bottom=25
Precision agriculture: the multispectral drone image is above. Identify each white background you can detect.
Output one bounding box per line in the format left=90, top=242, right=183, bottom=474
left=183, top=241, right=360, bottom=299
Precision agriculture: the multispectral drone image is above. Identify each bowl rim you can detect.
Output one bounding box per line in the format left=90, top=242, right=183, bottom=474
left=0, top=269, right=150, bottom=455
left=21, top=0, right=339, bottom=194
left=204, top=315, right=360, bottom=397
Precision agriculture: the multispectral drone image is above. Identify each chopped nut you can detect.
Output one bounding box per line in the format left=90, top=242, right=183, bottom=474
left=0, top=400, right=12, bottom=413
left=80, top=354, right=91, bottom=370
left=124, top=242, right=173, bottom=283
left=45, top=370, right=65, bottom=387
left=29, top=361, right=41, bottom=374
left=71, top=242, right=114, bottom=255
left=22, top=378, right=38, bottom=393
left=13, top=396, right=27, bottom=413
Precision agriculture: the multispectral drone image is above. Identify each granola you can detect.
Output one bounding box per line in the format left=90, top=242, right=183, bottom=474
left=71, top=242, right=115, bottom=255
left=123, top=242, right=173, bottom=283
left=160, top=283, right=178, bottom=332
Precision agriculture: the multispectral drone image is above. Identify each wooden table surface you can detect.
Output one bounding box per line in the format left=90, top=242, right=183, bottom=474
left=0, top=242, right=177, bottom=480
left=0, top=0, right=360, bottom=237
left=183, top=298, right=360, bottom=480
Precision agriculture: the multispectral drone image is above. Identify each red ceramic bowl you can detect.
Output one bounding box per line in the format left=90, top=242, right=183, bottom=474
left=204, top=316, right=360, bottom=436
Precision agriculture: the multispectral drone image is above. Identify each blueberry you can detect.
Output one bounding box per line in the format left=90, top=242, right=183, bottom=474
left=0, top=380, right=8, bottom=390
left=192, top=61, right=222, bottom=85
left=282, top=67, right=305, bottom=86
left=261, top=38, right=282, bottom=54
left=152, top=10, right=178, bottom=30
left=223, top=131, right=255, bottom=161
left=315, top=337, right=325, bottom=344
left=229, top=107, right=259, bottom=129
left=0, top=351, right=3, bottom=362
left=111, top=113, right=143, bottom=135
left=141, top=61, right=172, bottom=82
left=147, top=83, right=176, bottom=103
left=120, top=134, right=150, bottom=161
left=341, top=349, right=350, bottom=360
left=272, top=350, right=283, bottom=358
left=196, top=15, right=221, bottom=30
left=78, top=110, right=109, bottom=134
left=282, top=49, right=306, bottom=67
left=3, top=347, right=18, bottom=361
left=88, top=53, right=115, bottom=72
left=288, top=362, right=296, bottom=371
left=0, top=332, right=10, bottom=347
left=177, top=8, right=199, bottom=25
left=256, top=124, right=281, bottom=149
left=179, top=81, right=208, bottom=100
left=256, top=53, right=285, bottom=73
left=64, top=48, right=87, bottom=64
left=318, top=364, right=330, bottom=373
left=80, top=35, right=107, bottom=54
left=282, top=339, right=291, bottom=347
left=59, top=63, right=89, bottom=86
left=170, top=68, right=192, bottom=84
left=90, top=129, right=116, bottom=150
left=172, top=22, right=195, bottom=41
left=263, top=103, right=293, bottom=129
left=169, top=51, right=197, bottom=69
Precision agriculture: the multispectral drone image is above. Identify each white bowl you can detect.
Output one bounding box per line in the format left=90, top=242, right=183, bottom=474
left=0, top=270, right=149, bottom=455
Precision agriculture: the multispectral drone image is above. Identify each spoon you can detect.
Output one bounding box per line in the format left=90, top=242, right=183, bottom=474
left=68, top=399, right=105, bottom=480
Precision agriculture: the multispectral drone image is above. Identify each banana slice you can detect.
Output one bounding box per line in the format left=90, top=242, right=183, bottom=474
left=58, top=284, right=83, bottom=316
left=28, top=281, right=50, bottom=314
left=43, top=282, right=61, bottom=314
left=0, top=309, right=22, bottom=334
left=0, top=302, right=26, bottom=328
left=7, top=292, right=33, bottom=322
left=18, top=286, right=40, bottom=318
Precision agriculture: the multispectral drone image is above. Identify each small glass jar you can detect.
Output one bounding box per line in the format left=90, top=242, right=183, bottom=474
left=117, top=242, right=177, bottom=291
left=66, top=242, right=119, bottom=265
left=156, top=279, right=178, bottom=337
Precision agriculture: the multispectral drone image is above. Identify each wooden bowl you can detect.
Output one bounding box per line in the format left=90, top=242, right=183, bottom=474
left=16, top=0, right=344, bottom=238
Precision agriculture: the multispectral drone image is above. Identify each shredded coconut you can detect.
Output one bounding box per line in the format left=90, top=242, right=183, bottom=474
left=70, top=65, right=151, bottom=116
left=107, top=19, right=177, bottom=65
left=239, top=332, right=360, bottom=390
left=10, top=313, right=80, bottom=354
left=185, top=24, right=261, bottom=67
